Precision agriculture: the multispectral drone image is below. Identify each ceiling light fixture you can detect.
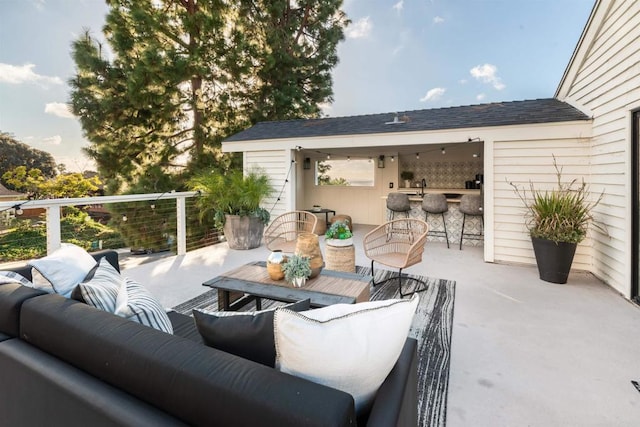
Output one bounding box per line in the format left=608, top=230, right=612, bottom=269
left=441, top=148, right=446, bottom=155
left=416, top=153, right=420, bottom=159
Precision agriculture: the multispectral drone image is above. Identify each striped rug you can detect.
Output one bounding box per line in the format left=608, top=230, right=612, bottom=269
left=172, top=266, right=455, bottom=427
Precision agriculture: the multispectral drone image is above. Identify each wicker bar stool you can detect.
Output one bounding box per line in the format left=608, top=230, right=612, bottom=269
left=421, top=194, right=450, bottom=248
left=459, top=194, right=484, bottom=250
left=386, top=193, right=411, bottom=220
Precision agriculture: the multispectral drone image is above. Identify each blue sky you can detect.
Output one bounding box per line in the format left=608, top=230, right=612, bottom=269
left=0, top=0, right=594, bottom=172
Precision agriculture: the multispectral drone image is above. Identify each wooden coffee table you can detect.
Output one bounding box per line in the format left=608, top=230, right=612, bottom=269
left=203, top=261, right=370, bottom=311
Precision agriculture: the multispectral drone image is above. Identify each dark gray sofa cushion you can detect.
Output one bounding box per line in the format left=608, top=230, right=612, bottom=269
left=0, top=339, right=186, bottom=427
left=0, top=283, right=46, bottom=337
left=167, top=311, right=201, bottom=343
left=20, top=294, right=357, bottom=427
left=193, top=299, right=311, bottom=367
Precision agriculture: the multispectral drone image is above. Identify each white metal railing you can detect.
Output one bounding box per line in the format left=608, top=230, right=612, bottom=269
left=0, top=192, right=199, bottom=255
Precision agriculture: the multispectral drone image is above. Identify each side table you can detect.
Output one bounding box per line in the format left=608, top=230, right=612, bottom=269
left=305, top=208, right=336, bottom=234
left=325, top=244, right=356, bottom=273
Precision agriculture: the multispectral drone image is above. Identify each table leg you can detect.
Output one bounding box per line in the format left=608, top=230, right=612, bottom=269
left=222, top=290, right=230, bottom=310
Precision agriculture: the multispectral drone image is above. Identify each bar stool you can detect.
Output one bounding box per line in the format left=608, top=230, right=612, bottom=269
left=386, top=193, right=411, bottom=220
left=459, top=194, right=483, bottom=250
left=421, top=194, right=450, bottom=248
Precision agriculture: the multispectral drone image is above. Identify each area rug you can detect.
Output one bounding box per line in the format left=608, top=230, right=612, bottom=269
left=172, top=266, right=456, bottom=427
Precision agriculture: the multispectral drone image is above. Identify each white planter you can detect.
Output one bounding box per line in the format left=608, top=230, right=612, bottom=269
left=292, top=276, right=307, bottom=287
left=326, top=237, right=353, bottom=247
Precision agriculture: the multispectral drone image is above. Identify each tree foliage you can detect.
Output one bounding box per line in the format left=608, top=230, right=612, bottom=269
left=2, top=166, right=101, bottom=199
left=0, top=132, right=57, bottom=184
left=69, top=0, right=347, bottom=194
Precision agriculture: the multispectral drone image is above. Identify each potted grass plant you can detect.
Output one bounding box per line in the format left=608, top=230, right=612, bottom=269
left=282, top=254, right=312, bottom=287
left=509, top=156, right=603, bottom=284
left=188, top=167, right=273, bottom=250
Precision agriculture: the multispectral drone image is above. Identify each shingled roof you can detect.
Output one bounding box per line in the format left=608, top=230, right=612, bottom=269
left=225, top=98, right=590, bottom=142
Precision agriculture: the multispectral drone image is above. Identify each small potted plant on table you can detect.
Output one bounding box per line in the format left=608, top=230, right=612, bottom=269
left=324, top=220, right=353, bottom=247
left=282, top=254, right=312, bottom=287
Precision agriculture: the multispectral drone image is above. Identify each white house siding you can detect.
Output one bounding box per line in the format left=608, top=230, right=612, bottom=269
left=244, top=150, right=292, bottom=222
left=558, top=0, right=640, bottom=297
left=492, top=138, right=593, bottom=271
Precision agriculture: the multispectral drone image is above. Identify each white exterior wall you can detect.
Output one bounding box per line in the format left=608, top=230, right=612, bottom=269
left=492, top=137, right=592, bottom=271
left=244, top=150, right=293, bottom=222
left=558, top=0, right=640, bottom=297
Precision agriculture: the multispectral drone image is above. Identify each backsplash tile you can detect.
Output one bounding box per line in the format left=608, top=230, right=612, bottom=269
left=400, top=159, right=483, bottom=189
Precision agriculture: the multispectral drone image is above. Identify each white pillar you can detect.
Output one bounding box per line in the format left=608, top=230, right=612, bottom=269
left=47, top=205, right=61, bottom=254
left=176, top=196, right=186, bottom=255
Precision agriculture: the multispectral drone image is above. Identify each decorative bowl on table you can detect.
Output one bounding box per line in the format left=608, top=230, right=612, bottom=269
left=312, top=205, right=322, bottom=212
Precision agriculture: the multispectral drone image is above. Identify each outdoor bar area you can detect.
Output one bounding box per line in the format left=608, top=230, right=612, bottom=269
left=383, top=142, right=484, bottom=248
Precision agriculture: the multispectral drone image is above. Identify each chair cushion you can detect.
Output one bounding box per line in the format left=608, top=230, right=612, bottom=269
left=274, top=294, right=419, bottom=415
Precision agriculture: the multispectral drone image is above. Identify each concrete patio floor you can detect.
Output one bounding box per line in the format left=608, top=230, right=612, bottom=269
left=121, top=224, right=640, bottom=427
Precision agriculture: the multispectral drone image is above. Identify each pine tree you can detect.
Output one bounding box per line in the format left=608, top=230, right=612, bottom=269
left=69, top=0, right=347, bottom=193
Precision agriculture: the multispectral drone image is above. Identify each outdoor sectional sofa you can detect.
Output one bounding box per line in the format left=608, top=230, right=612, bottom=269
left=0, top=250, right=418, bottom=426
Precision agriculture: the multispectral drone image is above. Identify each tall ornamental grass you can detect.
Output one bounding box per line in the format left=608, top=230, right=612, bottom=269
left=510, top=156, right=604, bottom=244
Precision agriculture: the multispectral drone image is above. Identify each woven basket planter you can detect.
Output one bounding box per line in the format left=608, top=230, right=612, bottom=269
left=325, top=244, right=355, bottom=273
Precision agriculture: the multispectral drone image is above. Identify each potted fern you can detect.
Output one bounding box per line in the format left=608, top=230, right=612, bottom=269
left=188, top=167, right=273, bottom=250
left=282, top=254, right=312, bottom=287
left=509, top=156, right=603, bottom=284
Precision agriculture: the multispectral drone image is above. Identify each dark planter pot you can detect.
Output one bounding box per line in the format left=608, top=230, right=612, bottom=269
left=531, top=236, right=578, bottom=284
left=223, top=215, right=265, bottom=250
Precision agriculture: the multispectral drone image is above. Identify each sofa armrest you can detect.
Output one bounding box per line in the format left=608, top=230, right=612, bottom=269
left=364, top=337, right=418, bottom=426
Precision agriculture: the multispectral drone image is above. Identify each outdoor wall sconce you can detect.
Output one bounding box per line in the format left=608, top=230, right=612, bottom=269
left=378, top=155, right=385, bottom=168
left=303, top=157, right=311, bottom=169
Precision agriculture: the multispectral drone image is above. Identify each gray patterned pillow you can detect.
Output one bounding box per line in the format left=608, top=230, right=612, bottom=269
left=115, top=277, right=173, bottom=334
left=71, top=257, right=122, bottom=312
left=0, top=271, right=34, bottom=287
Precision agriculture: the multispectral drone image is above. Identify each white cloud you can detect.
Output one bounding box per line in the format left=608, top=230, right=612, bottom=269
left=476, top=93, right=486, bottom=101
left=43, top=135, right=62, bottom=145
left=393, top=1, right=404, bottom=12
left=0, top=63, right=63, bottom=86
left=433, top=16, right=445, bottom=24
left=419, top=87, right=446, bottom=102
left=346, top=17, right=372, bottom=39
left=470, top=63, right=505, bottom=90
left=45, top=102, right=74, bottom=119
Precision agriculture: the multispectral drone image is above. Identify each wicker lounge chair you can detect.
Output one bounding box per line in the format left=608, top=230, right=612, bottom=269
left=263, top=211, right=318, bottom=253
left=363, top=218, right=429, bottom=297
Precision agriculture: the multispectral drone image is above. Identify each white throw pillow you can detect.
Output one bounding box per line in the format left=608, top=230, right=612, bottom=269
left=115, top=277, right=173, bottom=334
left=28, top=243, right=97, bottom=297
left=273, top=294, right=419, bottom=415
